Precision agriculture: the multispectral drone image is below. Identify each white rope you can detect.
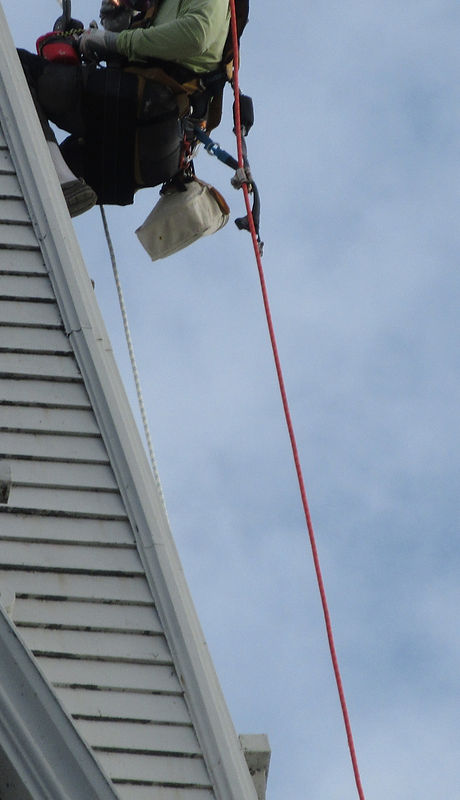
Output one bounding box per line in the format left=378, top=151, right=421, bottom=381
left=99, top=205, right=169, bottom=518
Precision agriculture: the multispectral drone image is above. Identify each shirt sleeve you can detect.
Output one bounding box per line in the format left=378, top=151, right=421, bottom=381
left=117, top=0, right=229, bottom=68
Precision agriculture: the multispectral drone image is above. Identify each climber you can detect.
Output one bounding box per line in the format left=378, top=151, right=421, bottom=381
left=18, top=0, right=230, bottom=217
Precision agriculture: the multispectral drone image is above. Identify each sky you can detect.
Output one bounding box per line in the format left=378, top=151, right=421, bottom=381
left=5, top=1, right=460, bottom=798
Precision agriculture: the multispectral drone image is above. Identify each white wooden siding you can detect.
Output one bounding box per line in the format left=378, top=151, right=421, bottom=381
left=0, top=298, right=62, bottom=326
left=13, top=597, right=161, bottom=630
left=0, top=541, right=142, bottom=573
left=77, top=720, right=201, bottom=755
left=56, top=687, right=191, bottom=723
left=38, top=658, right=181, bottom=692
left=1, top=274, right=56, bottom=300
left=0, top=222, right=40, bottom=249
left=0, top=248, right=47, bottom=273
left=0, top=352, right=81, bottom=378
left=115, top=788, right=214, bottom=800
left=20, top=628, right=172, bottom=662
left=97, top=752, right=211, bottom=786
left=1, top=431, right=110, bottom=460
left=0, top=173, right=22, bottom=198
left=1, top=405, right=102, bottom=434
left=0, top=377, right=90, bottom=406
left=5, top=459, right=118, bottom=490
left=1, top=514, right=134, bottom=543
left=0, top=569, right=152, bottom=602
left=0, top=197, right=30, bottom=224
left=0, top=119, right=217, bottom=798
left=0, top=325, right=72, bottom=352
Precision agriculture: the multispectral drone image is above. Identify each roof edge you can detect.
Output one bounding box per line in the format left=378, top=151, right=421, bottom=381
left=0, top=605, right=120, bottom=800
left=0, top=7, right=258, bottom=800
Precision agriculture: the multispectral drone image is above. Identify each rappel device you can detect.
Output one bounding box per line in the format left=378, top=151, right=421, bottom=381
left=36, top=0, right=262, bottom=247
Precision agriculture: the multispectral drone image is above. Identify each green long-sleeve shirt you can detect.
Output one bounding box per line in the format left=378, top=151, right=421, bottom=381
left=117, top=0, right=230, bottom=74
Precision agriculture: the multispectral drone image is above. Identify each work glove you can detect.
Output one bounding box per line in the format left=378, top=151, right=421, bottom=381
left=78, top=28, right=119, bottom=62
left=100, top=0, right=134, bottom=31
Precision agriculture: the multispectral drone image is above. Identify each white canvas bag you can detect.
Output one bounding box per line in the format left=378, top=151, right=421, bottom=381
left=136, top=178, right=230, bottom=261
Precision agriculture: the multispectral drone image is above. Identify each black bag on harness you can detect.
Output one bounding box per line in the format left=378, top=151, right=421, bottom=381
left=60, top=66, right=183, bottom=205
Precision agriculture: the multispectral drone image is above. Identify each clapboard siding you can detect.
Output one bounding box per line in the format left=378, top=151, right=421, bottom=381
left=0, top=352, right=80, bottom=378
left=7, top=485, right=127, bottom=516
left=0, top=221, right=38, bottom=249
left=1, top=405, right=99, bottom=434
left=0, top=172, right=22, bottom=198
left=56, top=687, right=191, bottom=724
left=0, top=569, right=153, bottom=602
left=98, top=752, right=210, bottom=787
left=13, top=598, right=160, bottom=631
left=77, top=720, right=200, bottom=755
left=0, top=325, right=72, bottom=352
left=0, top=274, right=56, bottom=300
left=0, top=298, right=62, bottom=326
left=115, top=788, right=214, bottom=800
left=5, top=458, right=118, bottom=490
left=0, top=513, right=133, bottom=544
left=19, top=627, right=171, bottom=663
left=0, top=378, right=90, bottom=407
left=38, top=658, right=181, bottom=693
left=0, top=197, right=31, bottom=224
left=1, top=431, right=109, bottom=460
left=0, top=146, right=14, bottom=174
left=0, top=247, right=46, bottom=273
left=0, top=539, right=141, bottom=573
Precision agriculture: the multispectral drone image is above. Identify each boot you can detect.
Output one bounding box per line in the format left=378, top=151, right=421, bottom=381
left=61, top=179, right=97, bottom=218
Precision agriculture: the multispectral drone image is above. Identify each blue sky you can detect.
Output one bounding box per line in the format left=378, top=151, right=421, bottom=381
left=6, top=1, right=460, bottom=798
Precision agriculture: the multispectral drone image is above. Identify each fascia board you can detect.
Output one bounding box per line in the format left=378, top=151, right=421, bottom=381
left=0, top=7, right=258, bottom=800
left=0, top=605, right=120, bottom=800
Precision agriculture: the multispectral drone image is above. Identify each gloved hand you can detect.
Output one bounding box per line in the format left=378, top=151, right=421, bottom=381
left=78, top=28, right=119, bottom=62
left=100, top=0, right=133, bottom=32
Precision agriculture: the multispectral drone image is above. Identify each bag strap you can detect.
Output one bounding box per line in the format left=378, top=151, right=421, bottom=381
left=129, top=2, right=163, bottom=29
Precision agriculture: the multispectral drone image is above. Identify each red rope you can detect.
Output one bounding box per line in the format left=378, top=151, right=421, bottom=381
left=228, top=3, right=366, bottom=798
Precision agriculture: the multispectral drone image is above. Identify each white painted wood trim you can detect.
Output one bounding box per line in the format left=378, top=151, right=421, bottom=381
left=0, top=604, right=120, bottom=800
left=0, top=7, right=257, bottom=800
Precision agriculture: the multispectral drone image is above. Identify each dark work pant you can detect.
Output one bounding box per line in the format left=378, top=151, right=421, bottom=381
left=17, top=50, right=85, bottom=142
left=17, top=50, right=182, bottom=204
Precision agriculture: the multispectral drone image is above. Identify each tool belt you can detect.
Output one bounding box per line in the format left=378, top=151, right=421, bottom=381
left=60, top=64, right=185, bottom=205
left=60, top=60, right=225, bottom=205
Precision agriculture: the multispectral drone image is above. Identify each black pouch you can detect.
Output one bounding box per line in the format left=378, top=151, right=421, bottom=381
left=60, top=68, right=183, bottom=205
left=60, top=67, right=139, bottom=205
left=134, top=79, right=182, bottom=191
left=83, top=67, right=139, bottom=205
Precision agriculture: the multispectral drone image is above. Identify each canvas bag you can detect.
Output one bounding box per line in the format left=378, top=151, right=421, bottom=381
left=136, top=178, right=230, bottom=260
